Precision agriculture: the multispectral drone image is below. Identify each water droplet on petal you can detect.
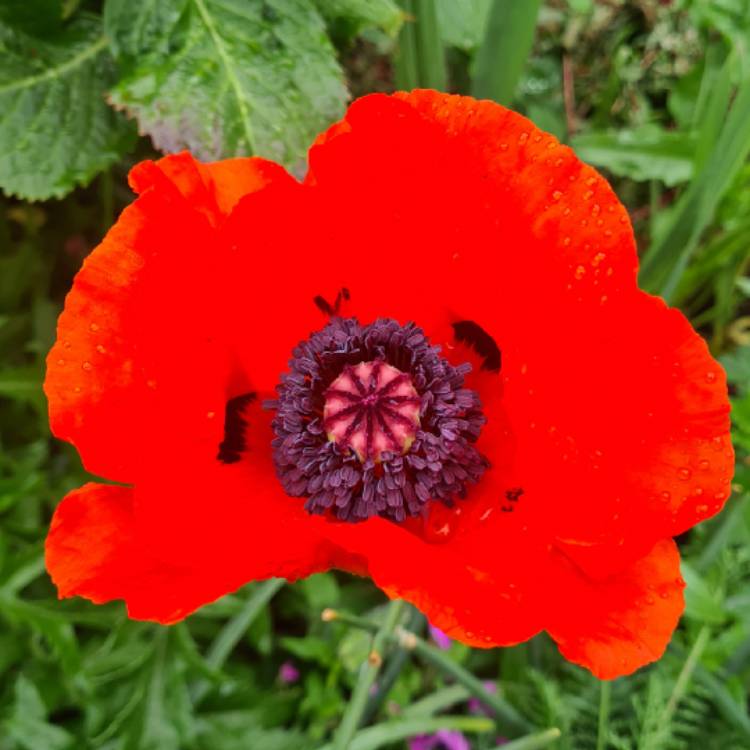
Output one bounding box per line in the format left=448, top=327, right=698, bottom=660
left=677, top=467, right=691, bottom=480
left=81, top=361, right=92, bottom=371
left=575, top=265, right=586, bottom=280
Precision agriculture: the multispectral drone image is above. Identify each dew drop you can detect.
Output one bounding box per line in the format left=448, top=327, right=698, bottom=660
left=81, top=361, right=92, bottom=371
left=600, top=295, right=608, bottom=304
left=583, top=190, right=594, bottom=200
left=533, top=134, right=542, bottom=143
left=696, top=503, right=708, bottom=514
left=646, top=596, right=655, bottom=605
left=586, top=176, right=597, bottom=187
left=555, top=158, right=564, bottom=167
left=677, top=467, right=691, bottom=481
left=659, top=591, right=669, bottom=599
left=73, top=386, right=82, bottom=393
left=57, top=358, right=65, bottom=366
left=661, top=491, right=671, bottom=502
left=519, top=132, right=529, bottom=144
left=592, top=203, right=601, bottom=215
left=592, top=252, right=606, bottom=266
left=705, top=371, right=717, bottom=384
left=563, top=207, right=572, bottom=216
left=207, top=411, right=216, bottom=419
left=604, top=229, right=613, bottom=237
left=96, top=344, right=106, bottom=354
left=714, top=491, right=727, bottom=501
left=500, top=143, right=509, bottom=151
left=563, top=236, right=572, bottom=246
left=698, top=459, right=709, bottom=470
left=575, top=265, right=586, bottom=279
left=552, top=190, right=563, bottom=201
left=63, top=341, right=71, bottom=349
left=89, top=323, right=99, bottom=332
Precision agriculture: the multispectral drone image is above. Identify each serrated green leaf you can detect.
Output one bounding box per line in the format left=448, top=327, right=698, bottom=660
left=0, top=14, right=135, bottom=200
left=105, top=0, right=348, bottom=172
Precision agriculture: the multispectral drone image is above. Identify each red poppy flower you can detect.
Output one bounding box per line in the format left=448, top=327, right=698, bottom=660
left=44, top=90, right=733, bottom=679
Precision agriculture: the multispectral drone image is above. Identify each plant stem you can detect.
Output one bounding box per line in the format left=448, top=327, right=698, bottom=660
left=361, top=607, right=425, bottom=725
left=323, top=609, right=531, bottom=737
left=596, top=680, right=611, bottom=750
left=332, top=600, right=405, bottom=750
left=660, top=625, right=711, bottom=727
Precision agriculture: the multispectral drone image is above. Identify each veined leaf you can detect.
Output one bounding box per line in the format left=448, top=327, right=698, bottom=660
left=0, top=13, right=135, bottom=200
left=105, top=0, right=349, bottom=172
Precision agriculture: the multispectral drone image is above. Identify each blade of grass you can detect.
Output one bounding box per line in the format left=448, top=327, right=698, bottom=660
left=394, top=0, right=419, bottom=89
left=321, top=716, right=494, bottom=750
left=191, top=578, right=284, bottom=703
left=332, top=600, right=405, bottom=750
left=658, top=625, right=711, bottom=728
left=596, top=680, right=611, bottom=750
left=640, top=72, right=750, bottom=300
left=472, top=0, right=542, bottom=105
left=496, top=728, right=562, bottom=750
left=395, top=0, right=446, bottom=90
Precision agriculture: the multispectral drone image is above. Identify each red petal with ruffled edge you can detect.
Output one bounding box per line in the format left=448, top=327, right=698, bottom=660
left=44, top=153, right=292, bottom=482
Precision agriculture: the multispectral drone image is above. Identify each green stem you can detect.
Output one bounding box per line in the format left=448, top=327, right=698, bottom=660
left=395, top=0, right=420, bottom=89
left=361, top=607, right=425, bottom=725
left=596, top=680, right=611, bottom=750
left=323, top=610, right=531, bottom=737
left=332, top=600, right=405, bottom=750
left=660, top=626, right=711, bottom=727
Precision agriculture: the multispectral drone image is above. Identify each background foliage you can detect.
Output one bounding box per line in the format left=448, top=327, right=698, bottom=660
left=1, top=1, right=749, bottom=748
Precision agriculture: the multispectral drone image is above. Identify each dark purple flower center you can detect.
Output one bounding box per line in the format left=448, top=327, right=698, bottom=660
left=267, top=318, right=488, bottom=523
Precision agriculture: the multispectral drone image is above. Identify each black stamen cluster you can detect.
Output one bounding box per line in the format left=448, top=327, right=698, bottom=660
left=267, top=318, right=488, bottom=522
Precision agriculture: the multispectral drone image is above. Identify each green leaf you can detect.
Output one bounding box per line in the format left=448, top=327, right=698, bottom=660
left=314, top=0, right=404, bottom=36
left=571, top=126, right=697, bottom=187
left=105, top=0, right=348, bottom=172
left=471, top=0, right=542, bottom=106
left=435, top=0, right=491, bottom=51
left=1, top=675, right=75, bottom=750
left=0, top=13, right=135, bottom=200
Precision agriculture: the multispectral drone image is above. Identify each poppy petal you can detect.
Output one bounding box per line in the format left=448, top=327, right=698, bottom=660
left=545, top=539, right=684, bottom=679
left=307, top=91, right=731, bottom=575
left=44, top=153, right=282, bottom=482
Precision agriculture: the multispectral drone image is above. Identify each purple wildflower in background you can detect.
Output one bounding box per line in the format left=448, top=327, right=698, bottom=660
left=278, top=661, right=300, bottom=684
left=409, top=729, right=470, bottom=750
left=468, top=680, right=497, bottom=716
left=428, top=623, right=452, bottom=650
